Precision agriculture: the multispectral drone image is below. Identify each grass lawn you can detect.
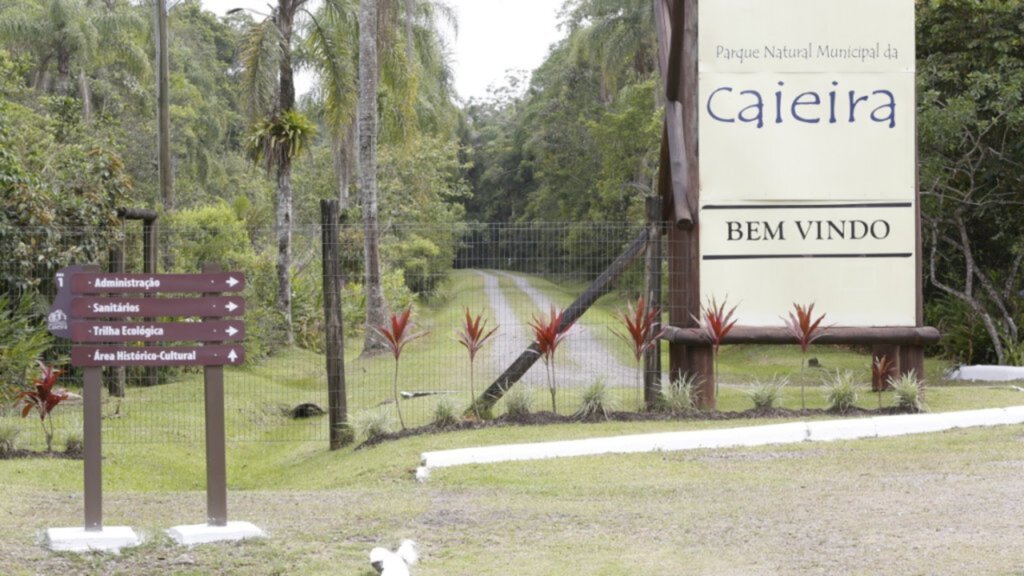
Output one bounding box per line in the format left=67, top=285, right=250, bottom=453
left=2, top=416, right=1023, bottom=575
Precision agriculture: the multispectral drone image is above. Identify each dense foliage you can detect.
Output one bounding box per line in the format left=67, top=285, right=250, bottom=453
left=1, top=0, right=1022, bottom=366
left=917, top=0, right=1024, bottom=363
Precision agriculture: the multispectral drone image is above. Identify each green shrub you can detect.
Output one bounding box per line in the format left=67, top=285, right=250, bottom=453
left=824, top=370, right=859, bottom=413
left=748, top=375, right=788, bottom=410
left=0, top=424, right=20, bottom=456
left=383, top=234, right=447, bottom=294
left=431, top=397, right=460, bottom=428
left=658, top=373, right=701, bottom=413
left=165, top=202, right=287, bottom=360
left=503, top=385, right=535, bottom=421
left=925, top=296, right=994, bottom=364
left=574, top=379, right=612, bottom=421
left=352, top=408, right=395, bottom=443
left=891, top=371, right=924, bottom=413
left=291, top=268, right=325, bottom=353
left=343, top=270, right=415, bottom=339
left=0, top=293, right=52, bottom=404
left=165, top=202, right=257, bottom=273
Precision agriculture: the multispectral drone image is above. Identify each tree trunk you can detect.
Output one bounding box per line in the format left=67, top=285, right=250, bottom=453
left=273, top=0, right=299, bottom=345
left=276, top=157, right=294, bottom=345
left=55, top=49, right=72, bottom=96
left=332, top=120, right=356, bottom=210
left=359, top=0, right=388, bottom=354
left=78, top=70, right=92, bottom=122
left=404, top=0, right=415, bottom=66
left=156, top=0, right=173, bottom=212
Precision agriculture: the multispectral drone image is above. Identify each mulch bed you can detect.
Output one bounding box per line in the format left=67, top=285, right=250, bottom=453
left=357, top=405, right=915, bottom=449
left=0, top=448, right=83, bottom=461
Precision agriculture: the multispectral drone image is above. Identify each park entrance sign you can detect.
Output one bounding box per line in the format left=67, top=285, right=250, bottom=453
left=698, top=0, right=916, bottom=326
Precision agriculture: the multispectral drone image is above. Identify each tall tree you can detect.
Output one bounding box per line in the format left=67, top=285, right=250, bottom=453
left=561, top=0, right=656, bottom=102
left=238, top=0, right=318, bottom=345
left=358, top=0, right=388, bottom=354
left=303, top=0, right=358, bottom=209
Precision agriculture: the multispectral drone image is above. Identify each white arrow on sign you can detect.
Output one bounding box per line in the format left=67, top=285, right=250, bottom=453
left=225, top=301, right=239, bottom=312
left=225, top=325, right=239, bottom=337
left=226, top=276, right=240, bottom=288
left=227, top=349, right=239, bottom=363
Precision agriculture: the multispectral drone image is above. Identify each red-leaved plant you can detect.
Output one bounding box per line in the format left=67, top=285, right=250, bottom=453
left=872, top=354, right=896, bottom=407
left=374, top=308, right=427, bottom=430
left=782, top=302, right=828, bottom=409
left=612, top=296, right=665, bottom=407
left=455, top=308, right=498, bottom=420
left=693, top=296, right=738, bottom=398
left=529, top=306, right=572, bottom=414
left=15, top=361, right=69, bottom=452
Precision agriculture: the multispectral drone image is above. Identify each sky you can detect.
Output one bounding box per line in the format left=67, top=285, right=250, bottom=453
left=199, top=0, right=564, bottom=101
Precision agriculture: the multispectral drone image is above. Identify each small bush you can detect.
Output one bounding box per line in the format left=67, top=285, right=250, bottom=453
left=332, top=423, right=355, bottom=447
left=431, top=397, right=460, bottom=428
left=503, top=385, right=535, bottom=421
left=574, top=379, right=613, bottom=421
left=352, top=408, right=395, bottom=442
left=0, top=424, right=21, bottom=456
left=64, top=432, right=83, bottom=455
left=891, top=371, right=924, bottom=413
left=748, top=375, right=788, bottom=410
left=824, top=370, right=859, bottom=413
left=0, top=293, right=52, bottom=405
left=658, top=373, right=701, bottom=413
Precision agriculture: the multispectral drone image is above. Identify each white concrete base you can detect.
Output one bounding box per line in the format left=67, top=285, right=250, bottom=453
left=44, top=526, right=141, bottom=553
left=947, top=365, right=1024, bottom=382
left=166, top=521, right=265, bottom=546
left=418, top=406, right=1024, bottom=478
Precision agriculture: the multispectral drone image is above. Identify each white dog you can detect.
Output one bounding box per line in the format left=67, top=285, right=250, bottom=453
left=369, top=539, right=418, bottom=576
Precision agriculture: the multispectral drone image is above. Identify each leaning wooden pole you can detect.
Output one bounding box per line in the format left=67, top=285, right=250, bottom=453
left=476, top=227, right=652, bottom=411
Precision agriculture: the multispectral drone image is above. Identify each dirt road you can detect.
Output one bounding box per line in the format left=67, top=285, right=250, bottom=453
left=476, top=270, right=636, bottom=390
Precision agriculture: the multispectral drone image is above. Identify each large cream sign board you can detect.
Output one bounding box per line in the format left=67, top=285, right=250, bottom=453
left=698, top=0, right=916, bottom=326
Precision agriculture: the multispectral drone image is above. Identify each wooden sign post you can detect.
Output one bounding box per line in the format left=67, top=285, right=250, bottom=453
left=45, top=264, right=259, bottom=552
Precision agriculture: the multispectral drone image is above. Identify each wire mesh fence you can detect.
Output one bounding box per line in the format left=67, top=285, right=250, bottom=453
left=1, top=220, right=686, bottom=447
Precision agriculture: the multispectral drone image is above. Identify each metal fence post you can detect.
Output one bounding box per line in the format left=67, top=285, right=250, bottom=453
left=644, top=196, right=664, bottom=408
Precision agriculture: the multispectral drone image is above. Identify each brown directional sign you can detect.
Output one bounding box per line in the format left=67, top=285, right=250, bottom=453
left=71, top=272, right=245, bottom=294
left=72, top=345, right=245, bottom=367
left=71, top=296, right=245, bottom=318
left=70, top=321, right=245, bottom=343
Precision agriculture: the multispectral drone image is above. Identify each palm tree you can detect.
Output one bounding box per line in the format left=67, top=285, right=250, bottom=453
left=0, top=0, right=146, bottom=120
left=561, top=0, right=656, bottom=102
left=237, top=0, right=320, bottom=345
left=303, top=0, right=359, bottom=208
left=302, top=0, right=456, bottom=355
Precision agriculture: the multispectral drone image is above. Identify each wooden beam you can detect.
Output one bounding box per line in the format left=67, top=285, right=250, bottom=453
left=666, top=0, right=685, bottom=103
left=659, top=114, right=693, bottom=228
left=654, top=0, right=672, bottom=86
left=663, top=325, right=942, bottom=347
left=117, top=207, right=158, bottom=222
left=654, top=0, right=692, bottom=229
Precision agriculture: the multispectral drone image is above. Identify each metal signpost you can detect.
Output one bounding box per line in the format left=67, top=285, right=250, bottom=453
left=45, top=264, right=260, bottom=552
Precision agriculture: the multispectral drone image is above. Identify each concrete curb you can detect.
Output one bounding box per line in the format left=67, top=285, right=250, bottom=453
left=416, top=406, right=1024, bottom=481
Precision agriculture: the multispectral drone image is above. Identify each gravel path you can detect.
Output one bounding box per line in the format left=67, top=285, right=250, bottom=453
left=476, top=270, right=636, bottom=389
left=475, top=270, right=546, bottom=389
